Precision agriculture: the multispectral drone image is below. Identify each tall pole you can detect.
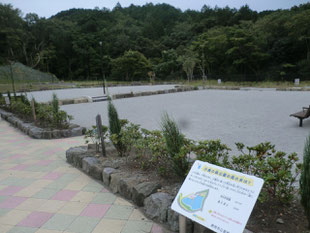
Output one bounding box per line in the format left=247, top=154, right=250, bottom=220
left=99, top=41, right=106, bottom=95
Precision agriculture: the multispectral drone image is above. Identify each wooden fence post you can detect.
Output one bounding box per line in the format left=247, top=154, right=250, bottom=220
left=96, top=114, right=106, bottom=157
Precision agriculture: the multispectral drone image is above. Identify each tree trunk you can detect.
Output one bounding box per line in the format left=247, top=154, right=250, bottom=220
left=68, top=59, right=72, bottom=82
left=306, top=38, right=310, bottom=61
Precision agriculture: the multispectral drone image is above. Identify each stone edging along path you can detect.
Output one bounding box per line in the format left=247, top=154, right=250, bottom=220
left=57, top=85, right=241, bottom=106
left=0, top=109, right=86, bottom=139
left=66, top=145, right=253, bottom=233
left=56, top=85, right=310, bottom=106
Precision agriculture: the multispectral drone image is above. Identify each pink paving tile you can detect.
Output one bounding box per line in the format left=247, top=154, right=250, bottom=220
left=44, top=151, right=56, bottom=156
left=100, top=188, right=110, bottom=193
left=43, top=172, right=63, bottom=180
left=7, top=139, right=20, bottom=143
left=151, top=223, right=163, bottom=233
left=9, top=154, right=25, bottom=160
left=10, top=164, right=29, bottom=171
left=35, top=160, right=53, bottom=166
left=17, top=211, right=54, bottom=228
left=0, top=186, right=24, bottom=196
left=80, top=203, right=111, bottom=218
left=18, top=142, right=31, bottom=147
left=51, top=190, right=78, bottom=201
left=0, top=196, right=27, bottom=208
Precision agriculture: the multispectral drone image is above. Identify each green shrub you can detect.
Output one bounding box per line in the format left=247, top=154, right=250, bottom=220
left=108, top=99, right=121, bottom=136
left=111, top=120, right=142, bottom=157
left=232, top=142, right=301, bottom=203
left=10, top=100, right=32, bottom=118
left=161, top=112, right=189, bottom=177
left=191, top=139, right=231, bottom=168
left=107, top=99, right=129, bottom=156
left=300, top=135, right=310, bottom=229
left=107, top=98, right=123, bottom=156
left=0, top=92, right=4, bottom=106
left=51, top=93, right=59, bottom=113
left=36, top=103, right=72, bottom=129
left=134, top=128, right=170, bottom=175
left=84, top=125, right=108, bottom=145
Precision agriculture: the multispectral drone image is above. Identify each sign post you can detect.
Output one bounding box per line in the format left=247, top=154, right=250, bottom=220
left=96, top=114, right=106, bottom=157
left=179, top=215, right=187, bottom=233
left=171, top=161, right=264, bottom=233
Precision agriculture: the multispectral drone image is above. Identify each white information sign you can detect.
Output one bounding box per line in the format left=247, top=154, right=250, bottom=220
left=171, top=161, right=264, bottom=233
left=5, top=97, right=10, bottom=105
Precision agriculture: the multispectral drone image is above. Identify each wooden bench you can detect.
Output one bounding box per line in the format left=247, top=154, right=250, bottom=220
left=290, top=106, right=310, bottom=127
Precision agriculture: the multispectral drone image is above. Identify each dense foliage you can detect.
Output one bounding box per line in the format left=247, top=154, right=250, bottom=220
left=300, top=135, right=310, bottom=229
left=0, top=3, right=309, bottom=82
left=232, top=142, right=301, bottom=203
left=0, top=93, right=73, bottom=129
left=84, top=114, right=301, bottom=204
left=161, top=112, right=189, bottom=177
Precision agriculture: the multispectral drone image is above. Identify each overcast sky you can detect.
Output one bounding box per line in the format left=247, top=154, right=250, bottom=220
left=1, top=0, right=309, bottom=18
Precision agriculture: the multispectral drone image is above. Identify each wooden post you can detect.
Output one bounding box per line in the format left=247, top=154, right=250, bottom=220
left=31, top=99, right=36, bottom=123
left=96, top=114, right=106, bottom=157
left=179, top=215, right=186, bottom=233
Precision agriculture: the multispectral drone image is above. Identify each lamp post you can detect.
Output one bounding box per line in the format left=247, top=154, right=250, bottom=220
left=99, top=41, right=106, bottom=95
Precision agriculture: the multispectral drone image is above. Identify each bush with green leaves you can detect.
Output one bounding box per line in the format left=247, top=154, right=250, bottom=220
left=36, top=102, right=72, bottom=129
left=161, top=112, right=189, bottom=177
left=10, top=99, right=32, bottom=120
left=84, top=124, right=109, bottom=153
left=0, top=92, right=5, bottom=106
left=84, top=125, right=108, bottom=145
left=111, top=120, right=142, bottom=157
left=107, top=99, right=125, bottom=155
left=191, top=139, right=231, bottom=168
left=51, top=93, right=60, bottom=113
left=300, top=135, right=310, bottom=229
left=232, top=142, right=301, bottom=203
left=134, top=128, right=170, bottom=175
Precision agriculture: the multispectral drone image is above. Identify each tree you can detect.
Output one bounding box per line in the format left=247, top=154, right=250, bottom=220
left=0, top=4, right=25, bottom=95
left=111, top=50, right=151, bottom=81
left=154, top=49, right=181, bottom=80
left=225, top=22, right=269, bottom=78
left=287, top=9, right=310, bottom=61
left=191, top=27, right=229, bottom=80
left=177, top=50, right=198, bottom=82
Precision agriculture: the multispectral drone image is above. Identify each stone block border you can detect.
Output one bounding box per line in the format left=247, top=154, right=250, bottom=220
left=0, top=109, right=86, bottom=139
left=66, top=145, right=253, bottom=233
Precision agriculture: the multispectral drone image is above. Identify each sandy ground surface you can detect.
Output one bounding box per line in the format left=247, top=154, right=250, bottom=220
left=61, top=88, right=310, bottom=160
left=26, top=85, right=175, bottom=102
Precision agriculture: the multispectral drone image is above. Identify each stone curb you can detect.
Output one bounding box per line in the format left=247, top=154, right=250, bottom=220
left=0, top=109, right=86, bottom=139
left=66, top=145, right=254, bottom=233
left=44, top=85, right=310, bottom=107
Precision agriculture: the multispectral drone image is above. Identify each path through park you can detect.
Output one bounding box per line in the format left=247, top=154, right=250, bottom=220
left=0, top=118, right=165, bottom=233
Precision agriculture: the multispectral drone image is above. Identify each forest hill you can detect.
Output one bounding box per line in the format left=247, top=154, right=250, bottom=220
left=0, top=3, right=309, bottom=82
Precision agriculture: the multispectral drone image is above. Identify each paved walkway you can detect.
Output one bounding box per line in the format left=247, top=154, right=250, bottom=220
left=0, top=118, right=165, bottom=233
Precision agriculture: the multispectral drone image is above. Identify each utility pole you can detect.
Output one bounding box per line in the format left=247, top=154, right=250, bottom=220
left=99, top=41, right=106, bottom=95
